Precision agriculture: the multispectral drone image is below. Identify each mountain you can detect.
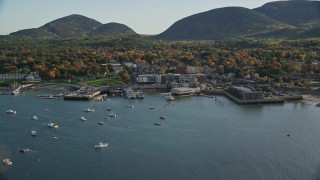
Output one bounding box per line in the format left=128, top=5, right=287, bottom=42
left=41, top=14, right=102, bottom=37
left=9, top=1, right=320, bottom=40
left=90, top=22, right=136, bottom=35
left=295, top=27, right=320, bottom=39
left=11, top=14, right=102, bottom=37
left=157, top=7, right=291, bottom=40
left=10, top=28, right=55, bottom=37
left=254, top=1, right=320, bottom=27
left=248, top=28, right=301, bottom=39
left=10, top=14, right=136, bottom=38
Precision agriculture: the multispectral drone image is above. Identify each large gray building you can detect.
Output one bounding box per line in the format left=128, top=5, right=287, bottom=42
left=227, top=86, right=262, bottom=101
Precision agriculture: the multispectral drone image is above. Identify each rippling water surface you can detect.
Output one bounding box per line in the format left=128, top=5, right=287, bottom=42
left=0, top=89, right=320, bottom=180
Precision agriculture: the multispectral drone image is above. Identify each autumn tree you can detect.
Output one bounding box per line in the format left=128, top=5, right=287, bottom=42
left=119, top=70, right=130, bottom=82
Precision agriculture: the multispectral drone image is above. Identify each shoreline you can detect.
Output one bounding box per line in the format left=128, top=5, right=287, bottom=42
left=2, top=82, right=320, bottom=106
left=31, top=83, right=82, bottom=91
left=302, top=94, right=320, bottom=105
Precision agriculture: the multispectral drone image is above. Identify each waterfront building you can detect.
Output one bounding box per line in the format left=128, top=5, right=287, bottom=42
left=161, top=74, right=180, bottom=84
left=170, top=87, right=200, bottom=97
left=25, top=72, right=41, bottom=81
left=0, top=73, right=26, bottom=80
left=136, top=74, right=161, bottom=84
left=179, top=74, right=191, bottom=83
left=0, top=72, right=41, bottom=81
left=227, top=86, right=263, bottom=101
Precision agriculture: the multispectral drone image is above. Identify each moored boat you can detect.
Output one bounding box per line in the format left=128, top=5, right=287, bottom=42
left=3, top=159, right=12, bottom=166
left=98, top=121, right=105, bottom=125
left=18, top=148, right=30, bottom=153
left=166, top=94, right=175, bottom=101
left=6, top=109, right=16, bottom=114
left=154, top=122, right=161, bottom=126
left=37, top=94, right=63, bottom=98
left=31, top=130, right=37, bottom=136
left=136, top=90, right=144, bottom=99
left=125, top=88, right=136, bottom=99
left=108, top=113, right=117, bottom=117
left=95, top=142, right=108, bottom=149
left=32, top=115, right=38, bottom=120
left=80, top=116, right=87, bottom=121
left=48, top=123, right=58, bottom=128
left=125, top=105, right=134, bottom=108
left=37, top=94, right=57, bottom=99
left=84, top=108, right=94, bottom=112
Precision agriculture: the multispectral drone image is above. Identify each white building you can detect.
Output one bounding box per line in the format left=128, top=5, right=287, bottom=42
left=136, top=74, right=161, bottom=84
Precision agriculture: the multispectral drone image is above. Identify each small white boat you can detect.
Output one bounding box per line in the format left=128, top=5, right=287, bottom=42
left=95, top=142, right=108, bottom=149
left=32, top=115, right=38, bottom=120
left=37, top=95, right=57, bottom=99
left=48, top=123, right=59, bottom=128
left=108, top=113, right=117, bottom=117
left=3, top=159, right=12, bottom=166
left=18, top=148, right=30, bottom=153
left=149, top=107, right=155, bottom=109
left=98, top=121, right=105, bottom=125
left=84, top=108, right=94, bottom=112
left=80, top=116, right=87, bottom=121
left=154, top=122, right=161, bottom=126
left=125, top=105, right=134, bottom=108
left=136, top=90, right=144, bottom=99
left=6, top=109, right=16, bottom=114
left=166, top=94, right=175, bottom=101
left=124, top=88, right=136, bottom=99
left=31, top=131, right=37, bottom=136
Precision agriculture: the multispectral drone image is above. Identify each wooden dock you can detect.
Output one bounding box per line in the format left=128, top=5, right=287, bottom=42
left=64, top=86, right=100, bottom=101
left=224, top=92, right=285, bottom=105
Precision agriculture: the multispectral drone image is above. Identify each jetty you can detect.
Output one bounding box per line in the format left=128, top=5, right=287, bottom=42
left=11, top=84, right=34, bottom=95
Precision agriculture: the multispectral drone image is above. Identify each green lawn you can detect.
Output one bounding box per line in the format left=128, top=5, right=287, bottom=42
left=0, top=79, right=24, bottom=86
left=85, top=76, right=123, bottom=87
left=306, top=81, right=320, bottom=85
left=35, top=76, right=124, bottom=87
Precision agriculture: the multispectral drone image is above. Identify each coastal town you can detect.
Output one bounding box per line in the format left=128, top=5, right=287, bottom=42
left=1, top=58, right=317, bottom=105
left=2, top=1, right=320, bottom=179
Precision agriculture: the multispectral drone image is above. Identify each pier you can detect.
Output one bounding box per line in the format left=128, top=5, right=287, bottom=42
left=224, top=92, right=285, bottom=105
left=64, top=86, right=100, bottom=100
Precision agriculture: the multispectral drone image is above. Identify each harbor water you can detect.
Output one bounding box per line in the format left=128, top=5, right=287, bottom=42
left=1, top=89, right=320, bottom=180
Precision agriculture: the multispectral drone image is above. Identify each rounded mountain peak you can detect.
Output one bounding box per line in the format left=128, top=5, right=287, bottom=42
left=91, top=22, right=136, bottom=35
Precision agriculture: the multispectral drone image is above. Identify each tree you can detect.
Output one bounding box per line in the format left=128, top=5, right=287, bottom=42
left=47, top=70, right=56, bottom=79
left=119, top=70, right=130, bottom=82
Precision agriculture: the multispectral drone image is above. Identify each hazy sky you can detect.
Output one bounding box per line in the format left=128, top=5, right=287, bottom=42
left=0, top=0, right=284, bottom=35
